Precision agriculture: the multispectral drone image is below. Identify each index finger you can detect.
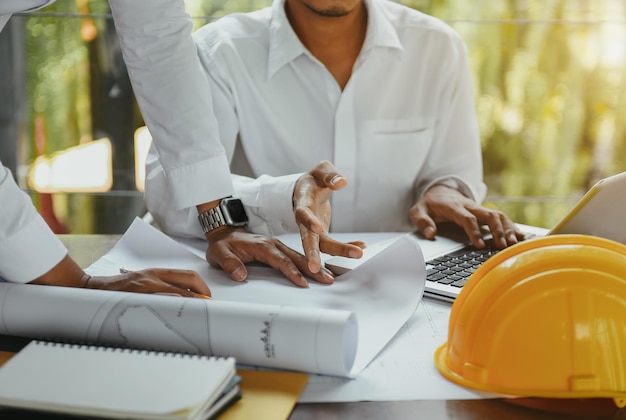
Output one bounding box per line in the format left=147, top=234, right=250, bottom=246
left=299, top=223, right=322, bottom=273
left=294, top=206, right=324, bottom=235
left=453, top=211, right=486, bottom=249
left=318, top=234, right=364, bottom=259
left=141, top=268, right=212, bottom=297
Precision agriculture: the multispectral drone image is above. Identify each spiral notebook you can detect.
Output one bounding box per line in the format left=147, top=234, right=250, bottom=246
left=0, top=341, right=239, bottom=419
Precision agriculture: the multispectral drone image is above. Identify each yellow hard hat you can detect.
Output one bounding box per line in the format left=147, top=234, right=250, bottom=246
left=434, top=234, right=626, bottom=408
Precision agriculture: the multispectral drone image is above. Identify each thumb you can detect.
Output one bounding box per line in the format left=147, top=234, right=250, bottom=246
left=310, top=160, right=347, bottom=191
left=410, top=206, right=437, bottom=240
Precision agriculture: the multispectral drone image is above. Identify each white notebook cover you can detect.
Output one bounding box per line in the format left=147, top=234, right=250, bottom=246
left=0, top=341, right=236, bottom=419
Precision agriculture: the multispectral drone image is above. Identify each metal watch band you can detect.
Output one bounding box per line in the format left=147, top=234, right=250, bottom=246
left=197, top=206, right=227, bottom=233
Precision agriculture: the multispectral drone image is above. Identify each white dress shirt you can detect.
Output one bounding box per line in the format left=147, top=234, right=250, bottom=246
left=4, top=0, right=235, bottom=210
left=0, top=163, right=67, bottom=283
left=108, top=0, right=234, bottom=210
left=0, top=0, right=66, bottom=283
left=145, top=0, right=487, bottom=239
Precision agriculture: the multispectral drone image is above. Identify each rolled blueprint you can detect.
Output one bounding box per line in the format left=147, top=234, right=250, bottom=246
left=0, top=284, right=357, bottom=377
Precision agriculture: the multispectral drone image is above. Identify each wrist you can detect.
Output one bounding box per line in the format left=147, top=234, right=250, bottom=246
left=204, top=224, right=231, bottom=242
left=197, top=197, right=249, bottom=237
left=204, top=225, right=248, bottom=244
left=81, top=273, right=93, bottom=288
left=196, top=199, right=222, bottom=214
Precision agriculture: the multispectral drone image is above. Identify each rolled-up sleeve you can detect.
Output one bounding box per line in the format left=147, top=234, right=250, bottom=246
left=0, top=165, right=66, bottom=283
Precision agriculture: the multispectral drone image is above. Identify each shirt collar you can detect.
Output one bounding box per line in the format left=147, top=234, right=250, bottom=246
left=268, top=0, right=306, bottom=79
left=361, top=0, right=404, bottom=54
left=267, top=0, right=404, bottom=80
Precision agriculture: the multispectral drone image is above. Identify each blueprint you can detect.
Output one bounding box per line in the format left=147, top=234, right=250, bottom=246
left=0, top=219, right=425, bottom=379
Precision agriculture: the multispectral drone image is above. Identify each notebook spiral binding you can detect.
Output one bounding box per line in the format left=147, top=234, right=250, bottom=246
left=34, top=340, right=232, bottom=360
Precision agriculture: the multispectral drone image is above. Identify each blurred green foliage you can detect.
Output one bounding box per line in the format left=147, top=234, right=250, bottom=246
left=25, top=1, right=90, bottom=155
left=23, top=0, right=626, bottom=232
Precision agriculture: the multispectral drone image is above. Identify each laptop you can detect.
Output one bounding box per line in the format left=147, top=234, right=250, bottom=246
left=327, top=171, right=626, bottom=303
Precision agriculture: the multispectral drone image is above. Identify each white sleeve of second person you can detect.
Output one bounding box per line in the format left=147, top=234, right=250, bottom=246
left=108, top=0, right=234, bottom=210
left=0, top=165, right=66, bottom=283
left=145, top=167, right=301, bottom=239
left=232, top=173, right=301, bottom=237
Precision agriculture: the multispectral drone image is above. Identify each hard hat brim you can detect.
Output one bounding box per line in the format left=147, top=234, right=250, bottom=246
left=434, top=234, right=626, bottom=408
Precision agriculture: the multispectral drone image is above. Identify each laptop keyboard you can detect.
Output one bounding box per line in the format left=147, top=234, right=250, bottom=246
left=425, top=240, right=501, bottom=288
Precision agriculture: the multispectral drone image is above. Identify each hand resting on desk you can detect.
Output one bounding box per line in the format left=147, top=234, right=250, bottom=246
left=205, top=228, right=338, bottom=288
left=30, top=255, right=211, bottom=298
left=204, top=161, right=364, bottom=288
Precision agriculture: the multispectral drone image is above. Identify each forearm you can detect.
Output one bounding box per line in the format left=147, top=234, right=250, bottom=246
left=29, top=255, right=88, bottom=288
left=108, top=0, right=234, bottom=209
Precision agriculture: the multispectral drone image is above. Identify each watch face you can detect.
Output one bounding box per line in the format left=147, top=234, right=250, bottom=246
left=222, top=198, right=249, bottom=226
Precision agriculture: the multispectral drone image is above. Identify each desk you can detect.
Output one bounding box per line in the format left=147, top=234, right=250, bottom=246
left=0, top=235, right=618, bottom=420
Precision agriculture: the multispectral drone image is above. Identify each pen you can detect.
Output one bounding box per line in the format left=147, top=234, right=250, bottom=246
left=119, top=267, right=212, bottom=300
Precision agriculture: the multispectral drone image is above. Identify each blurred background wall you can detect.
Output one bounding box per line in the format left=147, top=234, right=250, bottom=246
left=2, top=0, right=625, bottom=233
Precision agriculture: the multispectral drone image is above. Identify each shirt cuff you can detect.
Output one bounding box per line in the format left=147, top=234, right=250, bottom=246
left=419, top=175, right=486, bottom=203
left=0, top=216, right=67, bottom=283
left=164, top=155, right=235, bottom=211
left=236, top=173, right=302, bottom=236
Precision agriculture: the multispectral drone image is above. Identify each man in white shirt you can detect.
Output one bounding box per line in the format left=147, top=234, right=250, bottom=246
left=0, top=0, right=211, bottom=297
left=145, top=0, right=525, bottom=262
left=1, top=0, right=354, bottom=290
left=108, top=0, right=363, bottom=287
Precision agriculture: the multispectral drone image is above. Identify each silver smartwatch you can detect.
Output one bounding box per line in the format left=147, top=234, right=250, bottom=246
left=197, top=197, right=249, bottom=234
